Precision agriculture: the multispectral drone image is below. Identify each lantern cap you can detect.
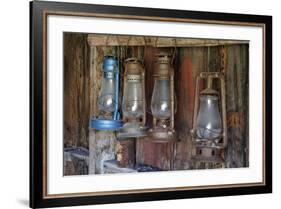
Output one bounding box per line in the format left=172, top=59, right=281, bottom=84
left=148, top=127, right=176, bottom=143
left=103, top=55, right=118, bottom=72
left=153, top=53, right=173, bottom=78
left=200, top=88, right=219, bottom=95
left=154, top=53, right=172, bottom=64
left=90, top=117, right=123, bottom=131
left=124, top=57, right=144, bottom=75
left=124, top=57, right=142, bottom=64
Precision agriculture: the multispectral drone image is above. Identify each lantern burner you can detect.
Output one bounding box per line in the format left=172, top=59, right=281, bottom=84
left=117, top=123, right=148, bottom=139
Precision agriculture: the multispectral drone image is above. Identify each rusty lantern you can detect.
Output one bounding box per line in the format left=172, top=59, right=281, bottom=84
left=149, top=53, right=175, bottom=142
left=117, top=58, right=148, bottom=139
left=191, top=72, right=227, bottom=162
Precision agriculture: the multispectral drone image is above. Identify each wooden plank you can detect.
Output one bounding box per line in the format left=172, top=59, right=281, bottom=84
left=63, top=33, right=90, bottom=149
left=224, top=44, right=249, bottom=168
left=88, top=34, right=249, bottom=47
left=136, top=138, right=173, bottom=171
left=174, top=46, right=207, bottom=169
left=116, top=139, right=135, bottom=167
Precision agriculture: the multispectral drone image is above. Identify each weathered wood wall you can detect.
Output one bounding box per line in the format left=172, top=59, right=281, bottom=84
left=225, top=45, right=249, bottom=168
left=63, top=33, right=90, bottom=148
left=64, top=33, right=249, bottom=175
left=174, top=45, right=249, bottom=170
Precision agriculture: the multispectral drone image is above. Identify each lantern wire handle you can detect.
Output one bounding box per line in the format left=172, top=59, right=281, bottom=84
left=154, top=37, right=177, bottom=65
left=155, top=37, right=158, bottom=47
left=207, top=46, right=210, bottom=73
left=115, top=35, right=121, bottom=120
left=142, top=36, right=147, bottom=65
left=220, top=45, right=226, bottom=75
left=125, top=36, right=138, bottom=58
left=171, top=38, right=177, bottom=65
left=104, top=35, right=110, bottom=55
left=125, top=36, right=131, bottom=58
left=171, top=38, right=177, bottom=115
left=105, top=35, right=109, bottom=46
left=104, top=35, right=121, bottom=55
left=124, top=36, right=146, bottom=63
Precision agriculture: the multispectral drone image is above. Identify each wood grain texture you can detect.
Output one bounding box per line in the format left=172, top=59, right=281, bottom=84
left=64, top=151, right=89, bottom=176
left=88, top=34, right=248, bottom=47
left=174, top=47, right=207, bottom=170
left=63, top=33, right=90, bottom=148
left=224, top=44, right=249, bottom=168
left=89, top=131, right=117, bottom=174
left=64, top=33, right=249, bottom=174
left=116, top=139, right=136, bottom=167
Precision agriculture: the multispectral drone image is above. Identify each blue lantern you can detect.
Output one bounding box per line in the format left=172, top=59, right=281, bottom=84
left=90, top=55, right=123, bottom=130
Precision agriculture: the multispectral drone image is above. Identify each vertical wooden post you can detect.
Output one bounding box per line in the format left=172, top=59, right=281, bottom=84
left=88, top=46, right=96, bottom=174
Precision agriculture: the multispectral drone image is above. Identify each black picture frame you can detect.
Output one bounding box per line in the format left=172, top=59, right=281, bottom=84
left=30, top=0, right=272, bottom=208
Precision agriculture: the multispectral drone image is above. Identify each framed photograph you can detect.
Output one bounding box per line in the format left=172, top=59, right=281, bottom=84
left=30, top=0, right=272, bottom=208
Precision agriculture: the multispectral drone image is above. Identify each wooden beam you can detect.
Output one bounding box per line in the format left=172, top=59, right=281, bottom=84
left=88, top=34, right=249, bottom=47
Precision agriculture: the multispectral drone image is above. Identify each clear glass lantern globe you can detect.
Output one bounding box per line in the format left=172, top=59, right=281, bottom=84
left=122, top=77, right=144, bottom=119
left=98, top=71, right=116, bottom=113
left=196, top=94, right=222, bottom=140
left=151, top=78, right=171, bottom=120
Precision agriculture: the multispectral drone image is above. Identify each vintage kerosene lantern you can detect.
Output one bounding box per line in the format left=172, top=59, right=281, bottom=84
left=191, top=72, right=227, bottom=162
left=149, top=53, right=175, bottom=142
left=117, top=58, right=147, bottom=139
left=90, top=55, right=123, bottom=130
